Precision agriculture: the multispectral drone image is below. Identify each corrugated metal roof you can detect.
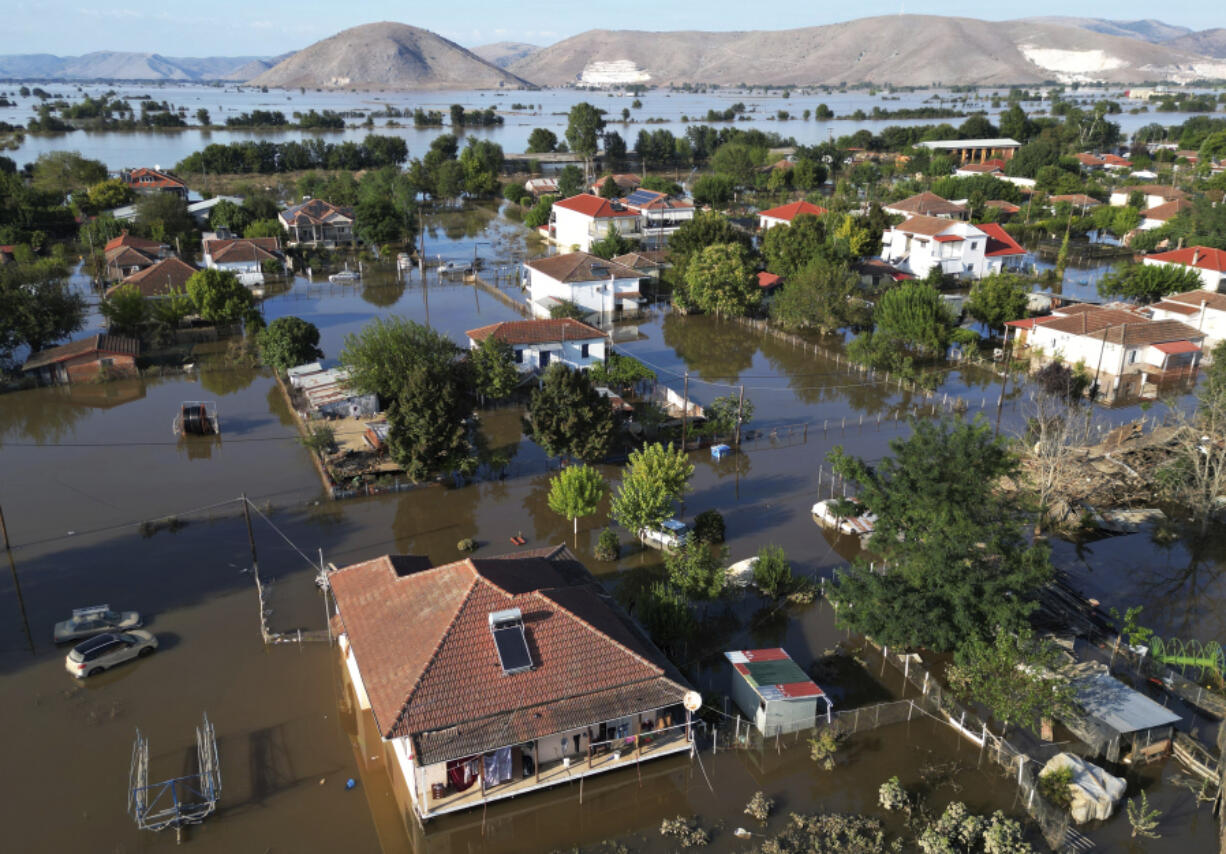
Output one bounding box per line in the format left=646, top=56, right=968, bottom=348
left=1071, top=668, right=1180, bottom=734
left=726, top=648, right=825, bottom=701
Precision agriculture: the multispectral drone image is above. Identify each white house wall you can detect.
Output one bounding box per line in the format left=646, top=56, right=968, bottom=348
left=1143, top=259, right=1223, bottom=291
left=528, top=270, right=643, bottom=316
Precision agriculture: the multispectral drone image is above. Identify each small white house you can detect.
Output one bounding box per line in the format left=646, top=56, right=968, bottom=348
left=466, top=318, right=608, bottom=373
left=880, top=215, right=1015, bottom=280
left=547, top=195, right=643, bottom=252
left=1138, top=199, right=1192, bottom=231
left=725, top=648, right=831, bottom=736
left=524, top=252, right=644, bottom=320
left=757, top=200, right=828, bottom=230
left=1151, top=289, right=1226, bottom=348
left=1108, top=185, right=1187, bottom=209
left=1143, top=246, right=1226, bottom=292
left=201, top=235, right=283, bottom=286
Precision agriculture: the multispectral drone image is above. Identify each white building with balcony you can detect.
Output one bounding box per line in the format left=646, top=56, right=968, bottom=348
left=524, top=252, right=644, bottom=320
left=547, top=191, right=693, bottom=252
left=466, top=318, right=608, bottom=373
left=880, top=215, right=1024, bottom=280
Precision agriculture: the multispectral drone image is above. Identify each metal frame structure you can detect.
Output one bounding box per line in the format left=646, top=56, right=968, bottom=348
left=129, top=712, right=222, bottom=834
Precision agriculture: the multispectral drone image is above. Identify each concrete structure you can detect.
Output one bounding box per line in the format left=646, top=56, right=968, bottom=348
left=201, top=235, right=283, bottom=286
left=466, top=318, right=608, bottom=373
left=329, top=545, right=693, bottom=821
left=725, top=648, right=831, bottom=736
left=1007, top=304, right=1204, bottom=401
left=1143, top=246, right=1226, bottom=291
left=1151, top=289, right=1226, bottom=348
left=880, top=215, right=1022, bottom=280
left=1109, top=184, right=1187, bottom=209
left=106, top=256, right=198, bottom=299
left=279, top=198, right=355, bottom=246
left=917, top=138, right=1021, bottom=163
left=757, top=200, right=828, bottom=230
left=22, top=334, right=140, bottom=384
left=523, top=252, right=643, bottom=320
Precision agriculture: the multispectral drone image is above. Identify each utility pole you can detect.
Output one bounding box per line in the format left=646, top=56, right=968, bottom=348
left=994, top=331, right=1013, bottom=436
left=735, top=384, right=745, bottom=446
left=241, top=494, right=260, bottom=586
left=0, top=503, right=9, bottom=550
left=681, top=370, right=690, bottom=448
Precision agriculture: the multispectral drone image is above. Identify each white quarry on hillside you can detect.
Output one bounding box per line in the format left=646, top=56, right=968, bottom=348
left=580, top=60, right=650, bottom=85
left=1019, top=45, right=1126, bottom=82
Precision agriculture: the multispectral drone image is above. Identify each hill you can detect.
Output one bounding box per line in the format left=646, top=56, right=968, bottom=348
left=0, top=51, right=274, bottom=81
left=1020, top=17, right=1193, bottom=44
left=471, top=42, right=540, bottom=69
left=1167, top=29, right=1226, bottom=60
left=508, top=15, right=1225, bottom=87
left=248, top=22, right=530, bottom=90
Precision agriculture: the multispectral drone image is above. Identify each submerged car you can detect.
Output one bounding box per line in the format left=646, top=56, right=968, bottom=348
left=639, top=518, right=690, bottom=550
left=54, top=605, right=142, bottom=643
left=65, top=631, right=158, bottom=678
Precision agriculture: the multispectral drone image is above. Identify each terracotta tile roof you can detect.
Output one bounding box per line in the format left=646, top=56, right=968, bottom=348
left=125, top=167, right=186, bottom=190
left=884, top=191, right=967, bottom=217
left=757, top=271, right=782, bottom=288
left=1041, top=310, right=1202, bottom=347
left=758, top=200, right=828, bottom=221
left=895, top=214, right=968, bottom=237
left=104, top=245, right=159, bottom=268
left=1076, top=153, right=1105, bottom=167
left=1160, top=289, right=1226, bottom=312
left=983, top=200, right=1020, bottom=213
left=1147, top=246, right=1226, bottom=274
left=552, top=194, right=639, bottom=218
left=104, top=231, right=164, bottom=253
left=1150, top=300, right=1199, bottom=316
left=109, top=257, right=198, bottom=298
left=1142, top=199, right=1193, bottom=222
left=1119, top=184, right=1187, bottom=201
left=980, top=223, right=1026, bottom=257
left=589, top=174, right=641, bottom=193
left=525, top=252, right=641, bottom=284
left=23, top=334, right=140, bottom=371
left=1102, top=154, right=1132, bottom=167
left=855, top=259, right=913, bottom=281
left=957, top=163, right=1002, bottom=173
left=1050, top=194, right=1101, bottom=208
left=612, top=249, right=669, bottom=268
left=329, top=545, right=689, bottom=758
left=279, top=198, right=354, bottom=227
left=205, top=237, right=281, bottom=264
left=466, top=318, right=607, bottom=345
left=1153, top=340, right=1200, bottom=355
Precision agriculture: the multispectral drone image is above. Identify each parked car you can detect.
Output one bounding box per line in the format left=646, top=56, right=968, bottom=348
left=639, top=519, right=690, bottom=550
left=54, top=605, right=142, bottom=643
left=438, top=260, right=472, bottom=275
left=65, top=631, right=158, bottom=678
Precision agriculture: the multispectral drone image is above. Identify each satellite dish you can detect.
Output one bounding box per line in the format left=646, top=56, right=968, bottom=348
left=683, top=691, right=702, bottom=712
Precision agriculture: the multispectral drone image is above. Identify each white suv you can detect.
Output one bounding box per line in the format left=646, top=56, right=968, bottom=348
left=65, top=631, right=158, bottom=678
left=639, top=519, right=690, bottom=550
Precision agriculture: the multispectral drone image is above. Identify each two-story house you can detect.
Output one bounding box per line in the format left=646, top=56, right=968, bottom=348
left=202, top=235, right=284, bottom=286
left=524, top=252, right=644, bottom=320
left=1151, top=289, right=1226, bottom=348
left=102, top=231, right=167, bottom=282
left=278, top=198, right=355, bottom=246
left=121, top=167, right=188, bottom=199
left=1143, top=246, right=1226, bottom=291
left=466, top=318, right=608, bottom=373
left=883, top=191, right=968, bottom=220
left=881, top=215, right=1021, bottom=280
left=547, top=190, right=694, bottom=252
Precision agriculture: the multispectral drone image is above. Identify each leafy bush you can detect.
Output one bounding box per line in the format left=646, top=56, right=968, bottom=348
left=809, top=728, right=844, bottom=770
left=692, top=509, right=725, bottom=544
left=753, top=545, right=793, bottom=597
left=878, top=776, right=910, bottom=812
left=744, top=791, right=774, bottom=823
left=660, top=815, right=709, bottom=847
left=594, top=528, right=620, bottom=561
left=456, top=537, right=476, bottom=553
left=1038, top=765, right=1073, bottom=809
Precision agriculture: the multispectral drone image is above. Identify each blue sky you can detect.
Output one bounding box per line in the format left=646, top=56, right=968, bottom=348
left=3, top=1, right=1223, bottom=56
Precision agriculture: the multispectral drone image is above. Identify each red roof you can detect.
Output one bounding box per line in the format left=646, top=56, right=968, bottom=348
left=933, top=234, right=964, bottom=243
left=104, top=231, right=164, bottom=253
left=553, top=194, right=639, bottom=218
left=758, top=200, right=828, bottom=222
left=23, top=334, right=140, bottom=371
left=1147, top=246, right=1226, bottom=274
left=1142, top=199, right=1193, bottom=222
left=329, top=546, right=688, bottom=757
left=125, top=167, right=186, bottom=190
left=757, top=271, right=782, bottom=289
left=1153, top=340, right=1201, bottom=355
left=739, top=648, right=789, bottom=662
left=1102, top=154, right=1132, bottom=167
left=980, top=222, right=1026, bottom=257
left=466, top=318, right=607, bottom=345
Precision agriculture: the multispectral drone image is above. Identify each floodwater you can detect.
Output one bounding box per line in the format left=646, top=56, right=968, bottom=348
left=5, top=82, right=1214, bottom=170
left=1, top=205, right=1223, bottom=852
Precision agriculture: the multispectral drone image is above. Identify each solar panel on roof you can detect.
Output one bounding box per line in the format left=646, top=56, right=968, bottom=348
left=625, top=189, right=661, bottom=206
left=489, top=608, right=533, bottom=675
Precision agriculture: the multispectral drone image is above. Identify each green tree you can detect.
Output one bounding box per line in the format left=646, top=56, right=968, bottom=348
left=610, top=442, right=694, bottom=535
left=185, top=268, right=259, bottom=326
left=752, top=545, right=793, bottom=598
left=257, top=316, right=323, bottom=373
left=598, top=176, right=619, bottom=198
left=0, top=257, right=85, bottom=361
left=207, top=198, right=252, bottom=234
left=947, top=628, right=1074, bottom=733
left=684, top=243, right=759, bottom=316
left=525, top=363, right=616, bottom=461
left=636, top=582, right=695, bottom=652
left=523, top=194, right=555, bottom=229
left=556, top=164, right=584, bottom=199
left=873, top=281, right=953, bottom=357
left=98, top=284, right=148, bottom=338
left=244, top=219, right=283, bottom=239
left=710, top=142, right=763, bottom=187
left=1126, top=792, right=1162, bottom=840
left=470, top=335, right=519, bottom=401
left=547, top=464, right=607, bottom=544
left=589, top=223, right=636, bottom=260
left=664, top=540, right=726, bottom=602
left=769, top=258, right=859, bottom=333
left=84, top=178, right=133, bottom=212
left=1097, top=262, right=1203, bottom=304
left=966, top=272, right=1030, bottom=337
left=587, top=352, right=655, bottom=392
left=565, top=102, right=606, bottom=177
left=526, top=127, right=558, bottom=153
left=195, top=108, right=210, bottom=126
left=341, top=316, right=460, bottom=401
left=31, top=151, right=108, bottom=197
left=385, top=364, right=473, bottom=482
left=135, top=192, right=194, bottom=245
left=691, top=174, right=735, bottom=207
left=704, top=393, right=753, bottom=437
left=668, top=210, right=753, bottom=272
left=826, top=417, right=1053, bottom=653
left=761, top=214, right=833, bottom=277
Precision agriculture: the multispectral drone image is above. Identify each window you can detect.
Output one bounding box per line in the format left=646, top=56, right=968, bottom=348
left=580, top=343, right=589, bottom=358
left=1129, top=350, right=1138, bottom=364
left=970, top=242, right=977, bottom=250
left=540, top=350, right=551, bottom=367
left=514, top=348, right=523, bottom=364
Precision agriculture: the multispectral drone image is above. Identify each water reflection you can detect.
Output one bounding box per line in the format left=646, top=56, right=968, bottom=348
left=661, top=313, right=756, bottom=381
left=198, top=366, right=261, bottom=396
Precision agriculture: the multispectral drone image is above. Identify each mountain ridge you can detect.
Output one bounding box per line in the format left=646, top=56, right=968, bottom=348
left=0, top=51, right=278, bottom=81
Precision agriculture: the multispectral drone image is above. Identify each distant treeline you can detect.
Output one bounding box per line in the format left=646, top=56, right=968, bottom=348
left=839, top=106, right=969, bottom=121
left=225, top=109, right=347, bottom=129
left=174, top=134, right=408, bottom=174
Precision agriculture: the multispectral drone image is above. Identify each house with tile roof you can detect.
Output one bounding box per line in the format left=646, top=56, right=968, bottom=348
left=880, top=215, right=1015, bottom=280
left=278, top=198, right=355, bottom=246
left=106, top=256, right=198, bottom=299
left=547, top=190, right=693, bottom=252
left=1150, top=289, right=1226, bottom=348
left=1143, top=246, right=1226, bottom=291
left=1109, top=185, right=1187, bottom=209
left=1049, top=194, right=1102, bottom=210
left=882, top=191, right=968, bottom=221
left=102, top=231, right=167, bottom=281
left=757, top=200, right=828, bottom=230
left=916, top=138, right=1021, bottom=163
left=328, top=544, right=694, bottom=821
left=201, top=235, right=284, bottom=286
left=954, top=160, right=1005, bottom=177
left=466, top=318, right=608, bottom=373
left=1138, top=199, right=1193, bottom=231
left=523, top=252, right=644, bottom=319
left=22, top=334, right=140, bottom=384
left=121, top=167, right=187, bottom=198
left=1007, top=303, right=1203, bottom=401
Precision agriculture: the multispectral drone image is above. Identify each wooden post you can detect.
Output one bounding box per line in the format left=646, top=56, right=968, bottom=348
left=735, top=384, right=745, bottom=446
left=0, top=503, right=9, bottom=550
left=681, top=370, right=690, bottom=447
left=535, top=739, right=540, bottom=784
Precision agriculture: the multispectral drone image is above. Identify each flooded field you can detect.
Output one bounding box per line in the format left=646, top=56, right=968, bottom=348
left=2, top=206, right=1223, bottom=852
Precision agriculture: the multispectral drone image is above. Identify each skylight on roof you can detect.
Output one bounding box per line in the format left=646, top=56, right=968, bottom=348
left=489, top=608, right=532, bottom=675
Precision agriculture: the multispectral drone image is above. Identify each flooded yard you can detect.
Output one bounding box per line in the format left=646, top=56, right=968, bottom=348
left=1, top=205, right=1222, bottom=852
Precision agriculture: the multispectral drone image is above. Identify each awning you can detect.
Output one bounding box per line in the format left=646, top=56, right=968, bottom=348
left=1153, top=340, right=1201, bottom=355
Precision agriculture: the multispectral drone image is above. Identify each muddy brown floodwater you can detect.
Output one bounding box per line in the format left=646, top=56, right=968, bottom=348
left=1, top=207, right=1222, bottom=852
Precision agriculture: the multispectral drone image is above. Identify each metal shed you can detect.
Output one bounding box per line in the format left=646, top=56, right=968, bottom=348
left=725, top=648, right=832, bottom=736
left=1063, top=664, right=1181, bottom=762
